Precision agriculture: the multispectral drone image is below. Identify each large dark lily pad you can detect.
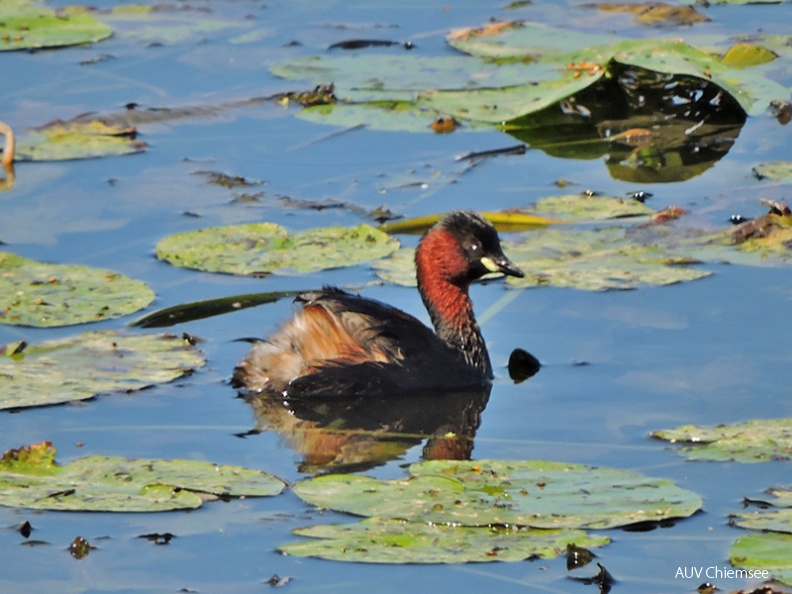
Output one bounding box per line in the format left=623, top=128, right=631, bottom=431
left=292, top=459, right=702, bottom=530
left=0, top=0, right=112, bottom=52
left=156, top=222, right=399, bottom=276
left=0, top=442, right=285, bottom=512
left=0, top=330, right=205, bottom=410
left=0, top=252, right=155, bottom=327
left=280, top=517, right=610, bottom=564
left=652, top=418, right=792, bottom=462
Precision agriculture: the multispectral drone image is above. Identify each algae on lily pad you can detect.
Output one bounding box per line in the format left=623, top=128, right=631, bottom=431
left=652, top=418, right=792, bottom=462
left=15, top=118, right=148, bottom=162
left=0, top=330, right=205, bottom=410
left=0, top=0, right=112, bottom=52
left=0, top=442, right=284, bottom=512
left=292, top=459, right=702, bottom=530
left=156, top=222, right=399, bottom=276
left=0, top=252, right=155, bottom=327
left=280, top=517, right=610, bottom=564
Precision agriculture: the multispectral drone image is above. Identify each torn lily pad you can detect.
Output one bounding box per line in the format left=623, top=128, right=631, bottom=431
left=0, top=330, right=205, bottom=410
left=652, top=418, right=792, bottom=462
left=156, top=222, right=399, bottom=276
left=280, top=517, right=610, bottom=564
left=292, top=459, right=702, bottom=530
left=0, top=0, right=112, bottom=52
left=0, top=252, right=155, bottom=327
left=0, top=442, right=284, bottom=512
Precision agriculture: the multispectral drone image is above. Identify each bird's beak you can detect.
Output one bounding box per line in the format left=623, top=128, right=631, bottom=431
left=481, top=255, right=525, bottom=278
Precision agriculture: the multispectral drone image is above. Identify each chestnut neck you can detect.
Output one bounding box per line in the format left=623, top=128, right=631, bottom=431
left=415, top=228, right=492, bottom=378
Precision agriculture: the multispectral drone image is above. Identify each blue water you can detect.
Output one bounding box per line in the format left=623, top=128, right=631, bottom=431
left=1, top=0, right=791, bottom=592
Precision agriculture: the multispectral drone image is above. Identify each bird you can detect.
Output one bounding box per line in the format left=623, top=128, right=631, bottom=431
left=231, top=210, right=524, bottom=397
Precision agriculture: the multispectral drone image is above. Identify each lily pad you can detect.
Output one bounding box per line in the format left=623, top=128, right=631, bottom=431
left=730, top=532, right=792, bottom=587
left=0, top=252, right=155, bottom=327
left=15, top=119, right=148, bottom=162
left=0, top=442, right=284, bottom=512
left=504, top=227, right=711, bottom=291
left=0, top=330, right=205, bottom=410
left=753, top=161, right=792, bottom=182
left=529, top=194, right=656, bottom=221
left=0, top=0, right=112, bottom=52
left=280, top=517, right=610, bottom=564
left=156, top=223, right=399, bottom=276
left=652, top=418, right=792, bottom=462
left=292, top=459, right=702, bottom=530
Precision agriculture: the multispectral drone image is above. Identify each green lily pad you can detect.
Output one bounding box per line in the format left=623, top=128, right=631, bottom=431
left=530, top=194, right=656, bottom=221
left=280, top=517, right=610, bottom=564
left=753, top=161, right=792, bottom=182
left=292, top=459, right=702, bottom=530
left=504, top=227, right=711, bottom=291
left=0, top=252, right=155, bottom=327
left=652, top=418, right=792, bottom=462
left=16, top=119, right=148, bottom=161
left=0, top=0, right=112, bottom=52
left=0, top=442, right=284, bottom=512
left=0, top=330, right=205, bottom=410
left=156, top=223, right=399, bottom=276
left=730, top=532, right=792, bottom=587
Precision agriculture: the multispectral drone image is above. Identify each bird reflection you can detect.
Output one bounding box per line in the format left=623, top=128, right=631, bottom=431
left=240, top=386, right=491, bottom=473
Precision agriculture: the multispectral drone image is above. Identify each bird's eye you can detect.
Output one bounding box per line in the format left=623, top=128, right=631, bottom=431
left=468, top=242, right=480, bottom=252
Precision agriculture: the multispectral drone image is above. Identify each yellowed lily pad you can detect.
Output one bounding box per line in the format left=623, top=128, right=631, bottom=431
left=0, top=0, right=112, bottom=52
left=652, top=418, right=792, bottom=462
left=156, top=223, right=399, bottom=276
left=0, top=252, right=155, bottom=327
left=292, top=459, right=702, bottom=530
left=16, top=119, right=148, bottom=162
left=0, top=330, right=205, bottom=410
left=280, top=517, right=610, bottom=564
left=0, top=442, right=284, bottom=512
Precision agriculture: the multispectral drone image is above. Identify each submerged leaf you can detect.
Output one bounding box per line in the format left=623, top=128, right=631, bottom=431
left=292, top=459, right=702, bottom=530
left=0, top=442, right=285, bottom=512
left=0, top=330, right=205, bottom=410
left=0, top=252, right=155, bottom=327
left=652, top=418, right=792, bottom=462
left=156, top=223, right=399, bottom=276
left=0, top=0, right=112, bottom=52
left=280, top=517, right=610, bottom=564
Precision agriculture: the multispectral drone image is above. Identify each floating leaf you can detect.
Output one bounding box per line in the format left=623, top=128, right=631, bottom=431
left=156, top=223, right=399, bottom=276
left=530, top=194, right=656, bottom=221
left=379, top=211, right=557, bottom=234
left=503, top=227, right=711, bottom=291
left=280, top=517, right=610, bottom=564
left=0, top=0, right=112, bottom=52
left=0, top=442, right=284, bottom=512
left=0, top=252, right=155, bottom=327
left=652, top=418, right=792, bottom=462
left=15, top=119, right=148, bottom=161
left=730, top=532, right=792, bottom=587
left=371, top=247, right=417, bottom=287
left=0, top=330, right=205, bottom=410
left=721, top=42, right=777, bottom=68
left=292, top=459, right=702, bottom=530
left=131, top=290, right=298, bottom=328
left=753, top=161, right=792, bottom=182
left=591, top=3, right=710, bottom=27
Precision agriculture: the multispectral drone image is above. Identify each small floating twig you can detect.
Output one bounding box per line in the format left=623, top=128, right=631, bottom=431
left=456, top=144, right=527, bottom=162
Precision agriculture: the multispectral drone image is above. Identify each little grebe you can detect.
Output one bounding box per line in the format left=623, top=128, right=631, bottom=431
left=232, top=210, right=524, bottom=396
